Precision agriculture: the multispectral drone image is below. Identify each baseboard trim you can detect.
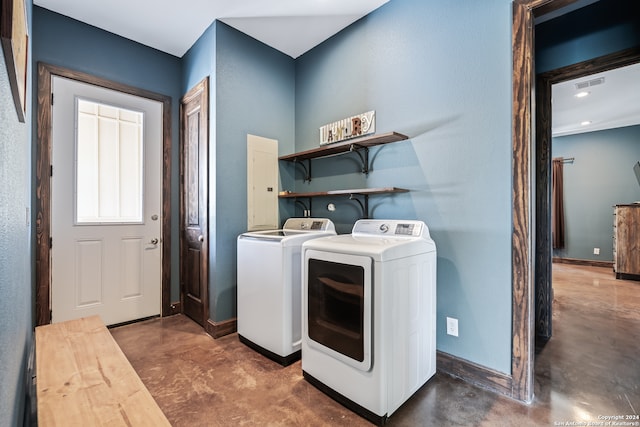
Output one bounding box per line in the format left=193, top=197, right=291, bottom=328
left=615, top=272, right=640, bottom=281
left=205, top=317, right=237, bottom=338
left=437, top=350, right=513, bottom=398
left=167, top=301, right=181, bottom=316
left=25, top=334, right=37, bottom=426
left=552, top=257, right=613, bottom=269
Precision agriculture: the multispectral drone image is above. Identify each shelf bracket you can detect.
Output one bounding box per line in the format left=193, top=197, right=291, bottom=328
left=348, top=193, right=369, bottom=219
left=293, top=158, right=312, bottom=182
left=349, top=144, right=370, bottom=175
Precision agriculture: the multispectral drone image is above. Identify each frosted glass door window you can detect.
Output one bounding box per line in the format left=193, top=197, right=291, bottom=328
left=76, top=99, right=144, bottom=223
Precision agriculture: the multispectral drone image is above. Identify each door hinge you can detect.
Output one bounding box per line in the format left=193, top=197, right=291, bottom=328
left=51, top=93, right=54, bottom=105
left=49, top=237, right=52, bottom=249
left=50, top=165, right=53, bottom=177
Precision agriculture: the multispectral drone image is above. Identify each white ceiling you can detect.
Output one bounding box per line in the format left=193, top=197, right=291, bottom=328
left=552, top=62, right=640, bottom=137
left=33, top=0, right=390, bottom=58
left=537, top=0, right=640, bottom=137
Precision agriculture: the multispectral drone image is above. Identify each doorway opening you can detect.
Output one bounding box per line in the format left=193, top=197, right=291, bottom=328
left=534, top=49, right=640, bottom=343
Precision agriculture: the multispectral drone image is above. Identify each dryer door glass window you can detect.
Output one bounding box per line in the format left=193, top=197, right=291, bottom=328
left=308, top=259, right=365, bottom=362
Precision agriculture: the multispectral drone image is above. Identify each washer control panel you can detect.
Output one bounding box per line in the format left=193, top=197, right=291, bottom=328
left=282, top=218, right=336, bottom=232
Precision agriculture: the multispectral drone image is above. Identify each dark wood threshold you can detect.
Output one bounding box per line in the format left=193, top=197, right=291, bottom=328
left=107, top=315, right=160, bottom=329
left=437, top=351, right=514, bottom=399
left=552, top=257, right=613, bottom=269
left=205, top=317, right=237, bottom=339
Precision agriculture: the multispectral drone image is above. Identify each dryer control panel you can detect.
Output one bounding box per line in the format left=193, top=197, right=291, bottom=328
left=352, top=219, right=429, bottom=238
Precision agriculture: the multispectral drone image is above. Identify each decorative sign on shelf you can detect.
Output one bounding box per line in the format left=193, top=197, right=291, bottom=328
left=319, top=110, right=375, bottom=146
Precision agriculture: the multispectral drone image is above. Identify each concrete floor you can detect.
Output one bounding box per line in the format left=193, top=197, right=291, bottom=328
left=110, top=264, right=640, bottom=426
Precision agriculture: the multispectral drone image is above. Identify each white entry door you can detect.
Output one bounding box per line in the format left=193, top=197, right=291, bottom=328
left=51, top=76, right=162, bottom=326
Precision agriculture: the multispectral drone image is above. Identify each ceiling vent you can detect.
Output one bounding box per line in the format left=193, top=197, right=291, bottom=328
left=575, top=77, right=605, bottom=90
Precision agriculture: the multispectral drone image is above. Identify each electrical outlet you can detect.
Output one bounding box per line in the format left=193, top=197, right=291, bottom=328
left=446, top=317, right=459, bottom=337
left=594, top=247, right=600, bottom=255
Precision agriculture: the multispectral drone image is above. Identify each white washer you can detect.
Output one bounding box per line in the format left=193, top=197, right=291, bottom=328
left=301, top=219, right=436, bottom=425
left=237, top=218, right=336, bottom=365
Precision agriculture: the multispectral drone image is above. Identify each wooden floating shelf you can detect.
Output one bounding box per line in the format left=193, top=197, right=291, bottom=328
left=278, top=131, right=410, bottom=218
left=279, top=187, right=409, bottom=219
left=278, top=187, right=409, bottom=198
left=278, top=131, right=409, bottom=162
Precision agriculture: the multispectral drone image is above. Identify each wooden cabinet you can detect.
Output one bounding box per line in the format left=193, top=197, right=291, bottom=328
left=613, top=204, right=640, bottom=280
left=279, top=132, right=409, bottom=218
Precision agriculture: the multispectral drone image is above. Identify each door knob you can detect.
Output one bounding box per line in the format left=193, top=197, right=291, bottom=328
left=150, top=238, right=159, bottom=245
left=198, top=235, right=204, bottom=242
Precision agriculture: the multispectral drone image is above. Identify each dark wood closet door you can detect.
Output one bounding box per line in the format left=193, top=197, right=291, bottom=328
left=180, top=78, right=209, bottom=326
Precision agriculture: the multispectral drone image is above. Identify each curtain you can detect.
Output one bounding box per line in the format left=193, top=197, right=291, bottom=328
left=552, top=158, right=565, bottom=249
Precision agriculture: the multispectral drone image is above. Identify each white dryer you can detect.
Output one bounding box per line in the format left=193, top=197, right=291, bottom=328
left=301, top=219, right=436, bottom=425
left=237, top=218, right=335, bottom=365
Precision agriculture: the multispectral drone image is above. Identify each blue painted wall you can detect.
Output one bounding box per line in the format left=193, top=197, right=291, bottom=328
left=552, top=125, right=640, bottom=261
left=32, top=7, right=183, bottom=301
left=536, top=0, right=640, bottom=73
left=294, top=0, right=513, bottom=373
left=183, top=21, right=295, bottom=321
left=0, top=1, right=33, bottom=424
left=180, top=0, right=514, bottom=371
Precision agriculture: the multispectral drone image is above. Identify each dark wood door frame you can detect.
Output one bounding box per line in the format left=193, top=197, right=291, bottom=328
left=35, top=62, right=173, bottom=325
left=512, top=0, right=639, bottom=403
left=511, top=0, right=560, bottom=404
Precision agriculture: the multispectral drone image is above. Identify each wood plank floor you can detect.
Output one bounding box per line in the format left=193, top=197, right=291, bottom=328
left=110, top=264, right=640, bottom=426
